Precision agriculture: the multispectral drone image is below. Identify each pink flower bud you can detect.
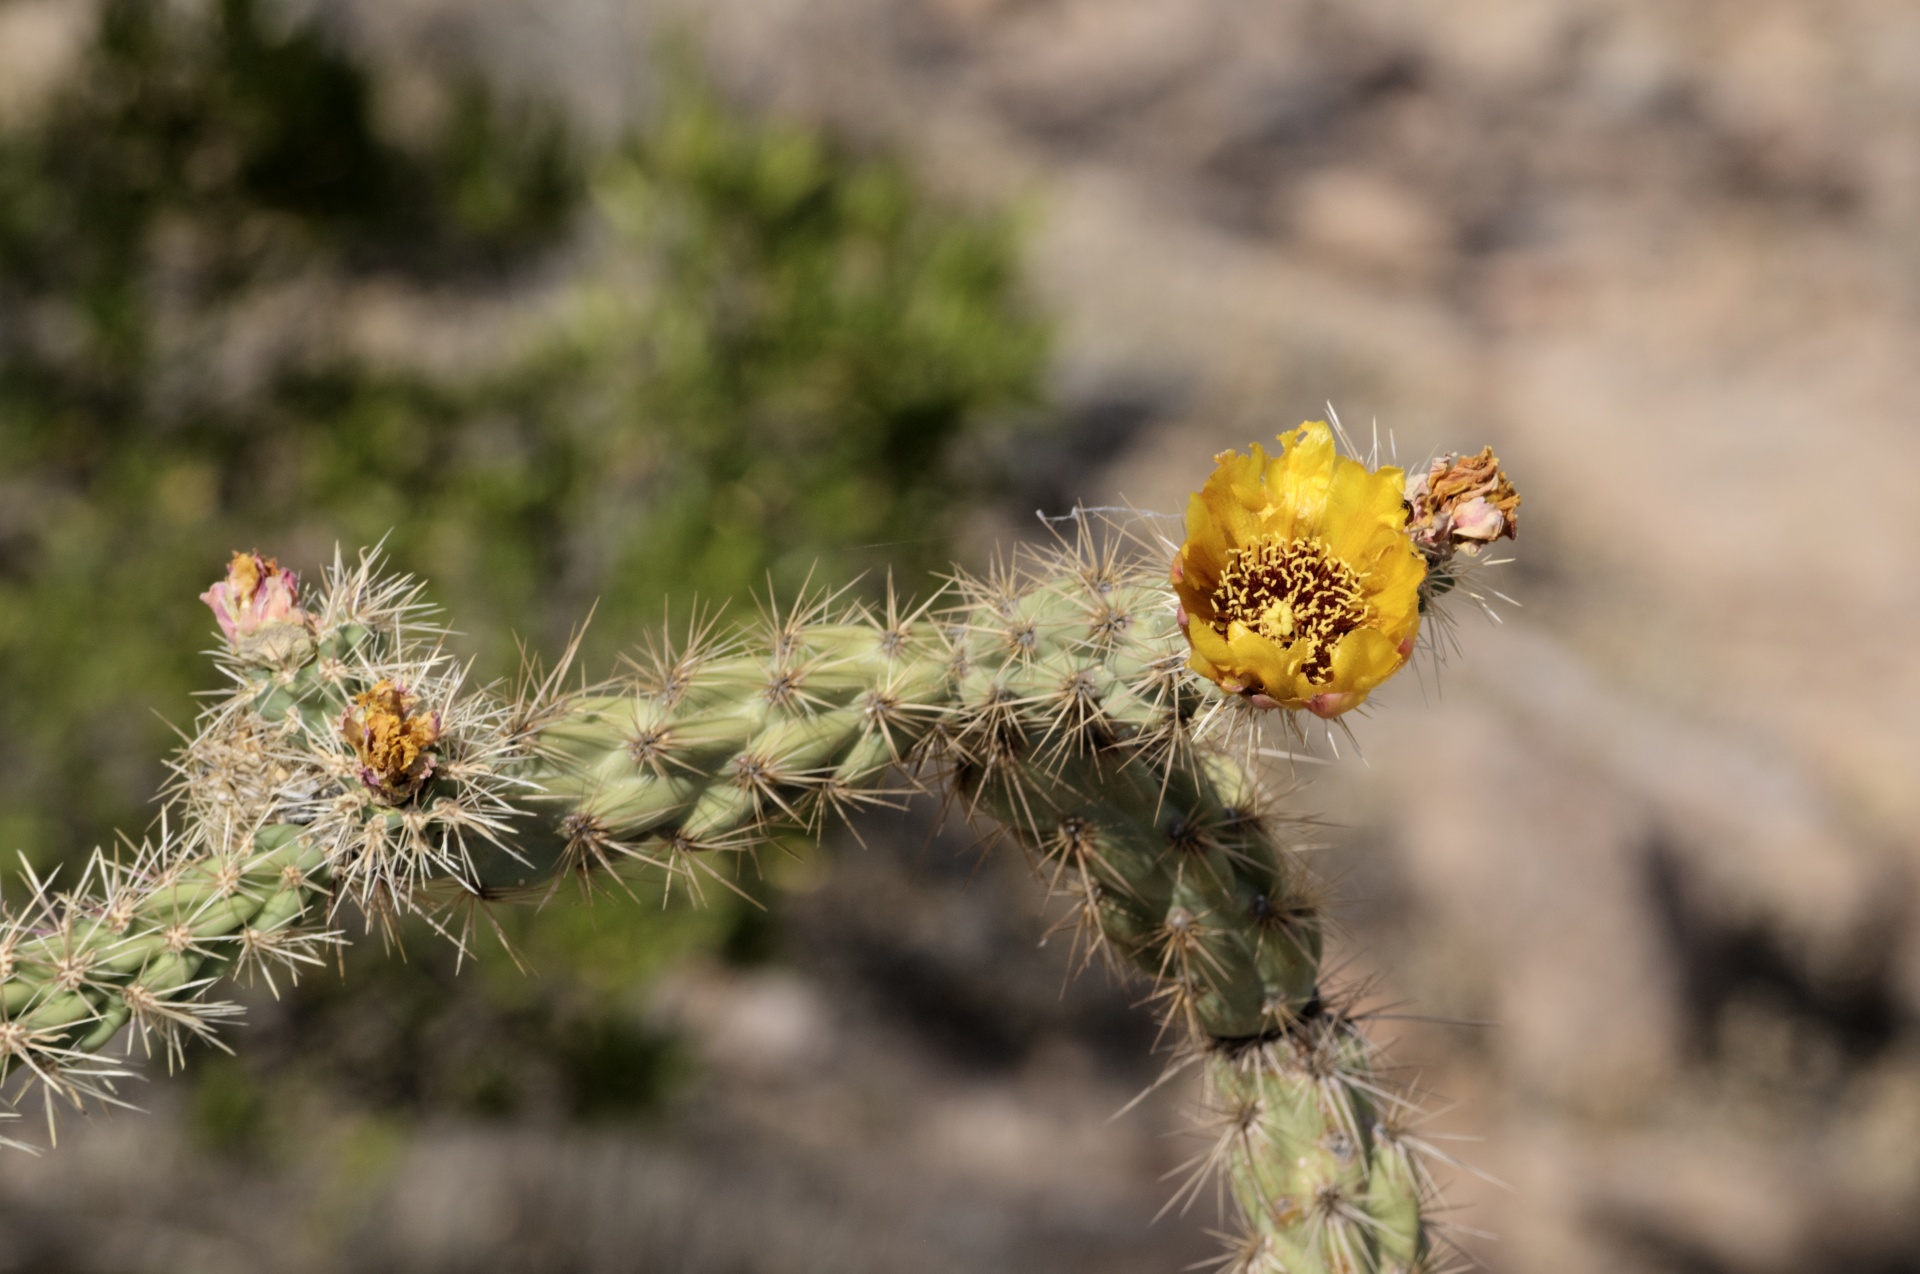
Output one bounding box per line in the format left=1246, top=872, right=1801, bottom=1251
left=201, top=551, right=311, bottom=659
left=1404, top=447, right=1520, bottom=562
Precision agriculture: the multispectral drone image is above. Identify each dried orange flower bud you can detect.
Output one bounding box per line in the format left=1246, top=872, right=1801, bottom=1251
left=201, top=551, right=311, bottom=661
left=340, top=680, right=441, bottom=804
left=1405, top=447, right=1520, bottom=561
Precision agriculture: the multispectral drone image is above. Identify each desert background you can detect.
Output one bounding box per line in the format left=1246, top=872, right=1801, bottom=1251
left=1, top=2, right=1917, bottom=1271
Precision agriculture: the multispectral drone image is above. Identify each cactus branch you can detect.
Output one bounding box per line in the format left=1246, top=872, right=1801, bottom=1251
left=0, top=430, right=1524, bottom=1274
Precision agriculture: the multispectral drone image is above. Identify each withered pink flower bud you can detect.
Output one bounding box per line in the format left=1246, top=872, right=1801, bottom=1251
left=1405, top=447, right=1520, bottom=562
left=201, top=551, right=311, bottom=661
left=1448, top=495, right=1509, bottom=545
left=340, top=680, right=441, bottom=804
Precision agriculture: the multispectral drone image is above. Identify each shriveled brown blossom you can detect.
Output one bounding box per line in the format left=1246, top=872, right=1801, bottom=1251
left=1405, top=446, right=1520, bottom=561
left=341, top=680, right=441, bottom=803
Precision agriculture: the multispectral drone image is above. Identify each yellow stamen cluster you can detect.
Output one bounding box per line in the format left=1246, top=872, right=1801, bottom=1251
left=1214, top=536, right=1373, bottom=686
left=228, top=551, right=265, bottom=598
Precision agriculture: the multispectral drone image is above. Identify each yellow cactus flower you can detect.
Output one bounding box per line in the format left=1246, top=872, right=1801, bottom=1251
left=1172, top=422, right=1425, bottom=718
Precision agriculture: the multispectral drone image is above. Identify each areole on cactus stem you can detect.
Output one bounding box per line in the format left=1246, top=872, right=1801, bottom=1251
left=0, top=422, right=1520, bottom=1274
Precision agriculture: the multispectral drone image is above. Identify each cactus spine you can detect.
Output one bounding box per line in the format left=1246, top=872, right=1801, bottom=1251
left=0, top=532, right=1449, bottom=1271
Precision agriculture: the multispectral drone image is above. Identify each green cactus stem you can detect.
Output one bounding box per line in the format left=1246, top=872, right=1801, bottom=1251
left=0, top=530, right=1456, bottom=1271
left=0, top=824, right=331, bottom=1143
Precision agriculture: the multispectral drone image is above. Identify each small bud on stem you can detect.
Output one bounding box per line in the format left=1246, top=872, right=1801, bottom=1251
left=200, top=551, right=312, bottom=663
left=1405, top=446, right=1521, bottom=563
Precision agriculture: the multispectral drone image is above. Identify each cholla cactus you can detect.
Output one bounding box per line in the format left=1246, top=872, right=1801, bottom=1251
left=0, top=423, right=1522, bottom=1274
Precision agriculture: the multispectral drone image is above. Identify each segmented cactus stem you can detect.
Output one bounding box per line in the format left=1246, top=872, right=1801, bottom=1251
left=0, top=527, right=1457, bottom=1272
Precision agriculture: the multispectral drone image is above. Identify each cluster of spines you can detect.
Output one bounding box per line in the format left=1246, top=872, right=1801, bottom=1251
left=0, top=549, right=559, bottom=1144
left=525, top=587, right=953, bottom=904
left=0, top=825, right=332, bottom=1145
left=199, top=551, right=555, bottom=923
left=1203, top=1013, right=1444, bottom=1274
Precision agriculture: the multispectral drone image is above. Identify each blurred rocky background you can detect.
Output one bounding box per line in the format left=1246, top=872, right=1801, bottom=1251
left=3, top=1, right=1918, bottom=1271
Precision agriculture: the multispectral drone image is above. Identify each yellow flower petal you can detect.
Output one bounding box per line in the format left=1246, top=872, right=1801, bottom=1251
left=1224, top=621, right=1305, bottom=695
left=1273, top=423, right=1337, bottom=534
left=1324, top=625, right=1404, bottom=698
left=1186, top=616, right=1236, bottom=671
left=1321, top=455, right=1409, bottom=567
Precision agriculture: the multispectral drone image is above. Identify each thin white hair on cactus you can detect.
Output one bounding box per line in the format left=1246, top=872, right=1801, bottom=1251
left=0, top=861, right=144, bottom=1144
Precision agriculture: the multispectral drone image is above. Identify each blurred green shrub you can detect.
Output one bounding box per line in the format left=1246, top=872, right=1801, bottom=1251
left=0, top=0, right=1047, bottom=1127
left=562, top=66, right=1045, bottom=623
left=0, top=0, right=584, bottom=863
left=0, top=0, right=1046, bottom=867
